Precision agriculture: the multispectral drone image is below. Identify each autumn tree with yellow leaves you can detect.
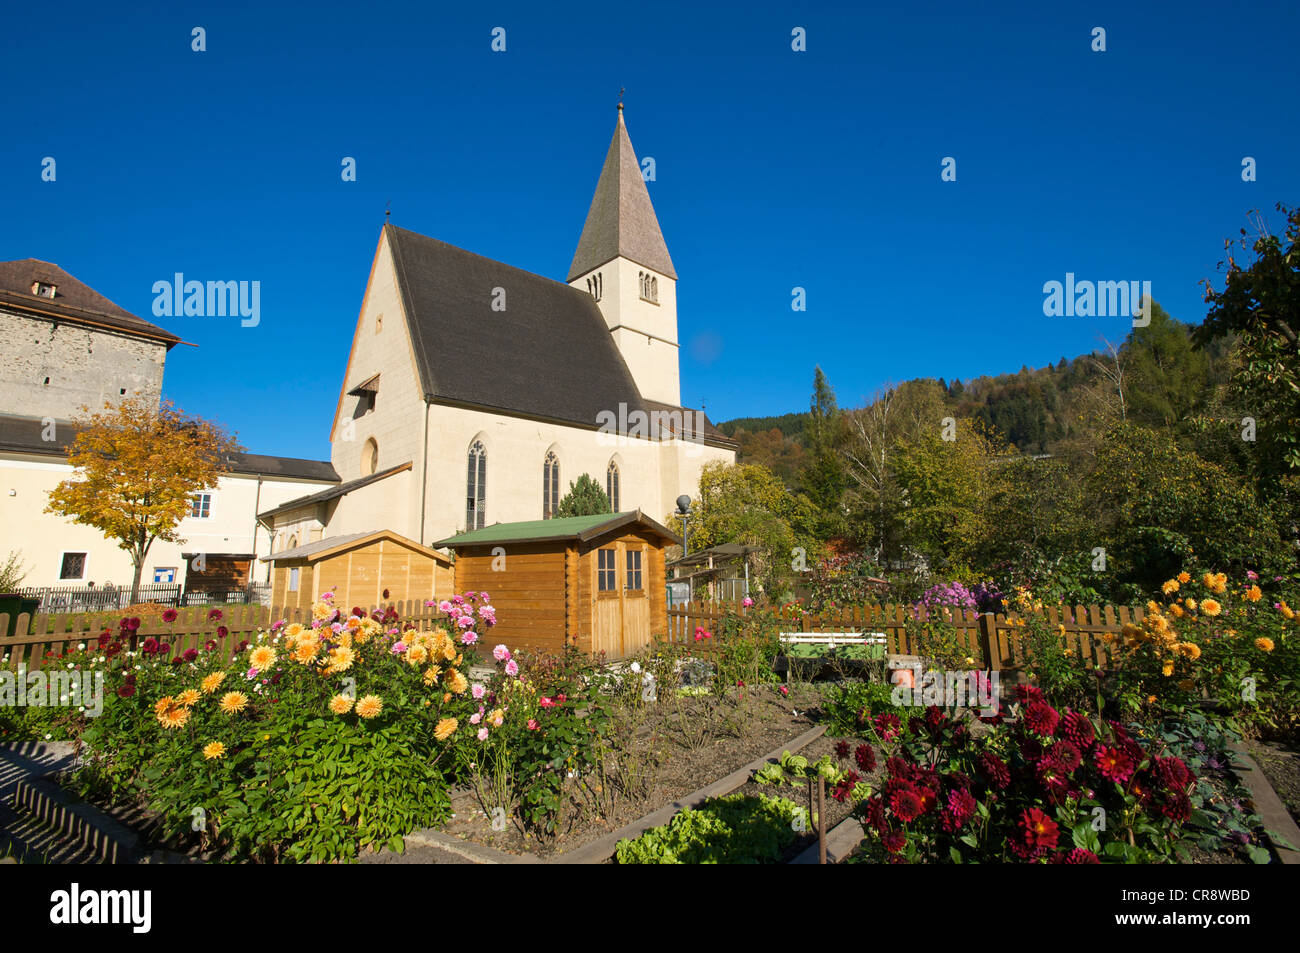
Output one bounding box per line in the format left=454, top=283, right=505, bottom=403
left=46, top=397, right=243, bottom=601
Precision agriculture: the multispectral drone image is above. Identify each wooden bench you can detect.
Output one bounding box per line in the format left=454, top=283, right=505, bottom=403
left=778, top=632, right=887, bottom=648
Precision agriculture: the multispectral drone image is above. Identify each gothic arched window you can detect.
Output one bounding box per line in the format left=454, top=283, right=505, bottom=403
left=606, top=460, right=620, bottom=513
left=361, top=437, right=379, bottom=476
left=466, top=441, right=487, bottom=530
left=543, top=451, right=560, bottom=519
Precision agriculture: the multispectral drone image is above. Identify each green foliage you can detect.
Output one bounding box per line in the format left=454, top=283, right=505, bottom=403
left=670, top=461, right=823, bottom=597
left=823, top=680, right=923, bottom=738
left=554, top=473, right=611, bottom=518
left=0, top=551, right=29, bottom=591
left=614, top=793, right=802, bottom=864
left=1087, top=424, right=1285, bottom=591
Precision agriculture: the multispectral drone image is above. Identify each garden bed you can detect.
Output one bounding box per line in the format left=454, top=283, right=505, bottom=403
left=435, top=683, right=823, bottom=858
left=1247, top=739, right=1300, bottom=828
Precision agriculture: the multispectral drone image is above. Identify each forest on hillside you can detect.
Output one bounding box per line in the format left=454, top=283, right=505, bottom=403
left=692, top=204, right=1300, bottom=607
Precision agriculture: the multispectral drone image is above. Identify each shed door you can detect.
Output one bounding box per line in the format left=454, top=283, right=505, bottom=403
left=593, top=542, right=650, bottom=660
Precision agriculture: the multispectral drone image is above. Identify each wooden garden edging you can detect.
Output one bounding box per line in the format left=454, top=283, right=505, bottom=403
left=0, top=600, right=446, bottom=670
left=664, top=601, right=1149, bottom=673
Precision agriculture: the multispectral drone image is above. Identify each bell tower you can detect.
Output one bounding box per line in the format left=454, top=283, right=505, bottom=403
left=568, top=106, right=680, bottom=406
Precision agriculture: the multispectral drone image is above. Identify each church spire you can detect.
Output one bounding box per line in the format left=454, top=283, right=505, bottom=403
left=568, top=108, right=676, bottom=282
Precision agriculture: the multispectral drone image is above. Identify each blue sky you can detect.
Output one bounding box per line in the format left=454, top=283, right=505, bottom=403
left=2, top=0, right=1296, bottom=459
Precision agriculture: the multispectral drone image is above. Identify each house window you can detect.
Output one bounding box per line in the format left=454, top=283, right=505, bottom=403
left=32, top=281, right=57, bottom=298
left=153, top=567, right=176, bottom=584
left=362, top=438, right=379, bottom=476
left=597, top=548, right=617, bottom=592
left=543, top=451, right=560, bottom=519
left=626, top=550, right=643, bottom=591
left=286, top=535, right=298, bottom=551
left=288, top=567, right=300, bottom=592
left=190, top=494, right=212, bottom=518
left=466, top=440, right=487, bottom=530
left=606, top=461, right=620, bottom=512
left=60, top=552, right=87, bottom=580
left=586, top=271, right=603, bottom=301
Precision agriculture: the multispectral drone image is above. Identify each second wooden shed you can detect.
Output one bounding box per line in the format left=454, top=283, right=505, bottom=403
left=262, top=529, right=453, bottom=612
left=433, top=510, right=678, bottom=660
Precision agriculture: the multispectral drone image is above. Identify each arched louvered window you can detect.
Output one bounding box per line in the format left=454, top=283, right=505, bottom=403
left=466, top=441, right=487, bottom=530
left=606, top=460, right=620, bottom=513
left=543, top=451, right=560, bottom=519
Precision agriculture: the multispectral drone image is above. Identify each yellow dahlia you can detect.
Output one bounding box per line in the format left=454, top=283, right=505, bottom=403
left=423, top=665, right=442, bottom=685
left=329, top=694, right=354, bottom=714
left=1245, top=585, right=1262, bottom=603
left=154, top=696, right=177, bottom=716
left=1184, top=598, right=1197, bottom=612
left=1162, top=660, right=1175, bottom=677
left=1162, top=579, right=1180, bottom=595
left=1177, top=572, right=1191, bottom=584
left=203, top=741, right=226, bottom=760
left=294, top=642, right=319, bottom=664
left=446, top=669, right=469, bottom=695
left=284, top=622, right=306, bottom=640
left=176, top=689, right=200, bottom=707
left=201, top=672, right=227, bottom=694
left=249, top=645, right=277, bottom=671
left=326, top=645, right=355, bottom=673
left=434, top=717, right=458, bottom=741
left=312, top=601, right=335, bottom=621
left=407, top=644, right=429, bottom=665
left=1200, top=599, right=1222, bottom=617
left=219, top=691, right=249, bottom=714
left=157, top=704, right=190, bottom=729
left=355, top=694, right=383, bottom=719
left=1256, top=637, right=1275, bottom=652
left=1177, top=642, right=1202, bottom=661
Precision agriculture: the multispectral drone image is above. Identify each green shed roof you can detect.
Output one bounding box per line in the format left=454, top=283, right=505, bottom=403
left=432, top=510, right=679, bottom=549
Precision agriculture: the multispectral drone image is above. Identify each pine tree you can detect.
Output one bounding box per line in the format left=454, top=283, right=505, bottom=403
left=555, top=473, right=612, bottom=518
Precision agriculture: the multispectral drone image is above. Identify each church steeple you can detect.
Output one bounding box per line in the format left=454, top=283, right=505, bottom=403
left=568, top=107, right=676, bottom=282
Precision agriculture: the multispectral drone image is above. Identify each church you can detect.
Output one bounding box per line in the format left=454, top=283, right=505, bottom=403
left=260, top=107, right=737, bottom=562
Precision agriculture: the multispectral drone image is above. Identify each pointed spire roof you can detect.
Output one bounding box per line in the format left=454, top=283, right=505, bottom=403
left=568, top=107, right=676, bottom=282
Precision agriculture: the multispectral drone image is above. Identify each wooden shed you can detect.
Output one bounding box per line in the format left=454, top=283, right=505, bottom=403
left=433, top=510, right=678, bottom=660
left=263, top=530, right=452, bottom=612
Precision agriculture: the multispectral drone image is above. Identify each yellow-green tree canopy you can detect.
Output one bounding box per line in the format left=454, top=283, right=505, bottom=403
left=46, top=397, right=243, bottom=596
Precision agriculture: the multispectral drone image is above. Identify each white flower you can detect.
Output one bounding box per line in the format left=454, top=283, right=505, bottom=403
left=67, top=663, right=74, bottom=670
left=78, top=643, right=86, bottom=651
left=44, top=733, right=52, bottom=740
left=630, top=661, right=641, bottom=673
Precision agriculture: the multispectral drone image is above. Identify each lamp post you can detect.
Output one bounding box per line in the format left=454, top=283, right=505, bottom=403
left=676, top=494, right=692, bottom=603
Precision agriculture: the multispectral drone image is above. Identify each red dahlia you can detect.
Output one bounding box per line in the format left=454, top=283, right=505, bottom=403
left=1017, top=807, right=1059, bottom=855
left=1093, top=745, right=1135, bottom=784
left=1058, top=711, right=1095, bottom=747
left=1023, top=701, right=1060, bottom=737
left=835, top=740, right=851, bottom=761
left=855, top=743, right=877, bottom=772
left=1161, top=792, right=1192, bottom=823
left=1016, top=684, right=1045, bottom=704
left=881, top=829, right=906, bottom=854
left=1055, top=848, right=1100, bottom=864
left=1047, top=739, right=1082, bottom=773
left=890, top=788, right=926, bottom=822
left=1155, top=756, right=1193, bottom=792
left=874, top=712, right=902, bottom=741
left=946, top=788, right=978, bottom=827
left=976, top=752, right=1011, bottom=789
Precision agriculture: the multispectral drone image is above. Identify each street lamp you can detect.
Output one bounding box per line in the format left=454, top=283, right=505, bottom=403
left=676, top=495, right=693, bottom=603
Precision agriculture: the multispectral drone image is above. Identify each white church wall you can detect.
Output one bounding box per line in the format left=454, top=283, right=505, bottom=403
left=330, top=230, right=427, bottom=487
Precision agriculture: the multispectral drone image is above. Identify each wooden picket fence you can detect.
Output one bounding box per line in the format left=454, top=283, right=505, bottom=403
left=0, top=600, right=446, bottom=671
left=664, top=601, right=1150, bottom=672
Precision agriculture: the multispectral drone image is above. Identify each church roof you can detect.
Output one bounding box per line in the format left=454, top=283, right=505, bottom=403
left=567, top=109, right=677, bottom=282
left=386, top=224, right=651, bottom=429
left=0, top=258, right=181, bottom=346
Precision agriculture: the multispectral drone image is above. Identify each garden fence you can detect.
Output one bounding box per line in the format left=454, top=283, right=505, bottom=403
left=664, top=601, right=1149, bottom=673
left=17, top=582, right=272, bottom=613
left=0, top=599, right=445, bottom=671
